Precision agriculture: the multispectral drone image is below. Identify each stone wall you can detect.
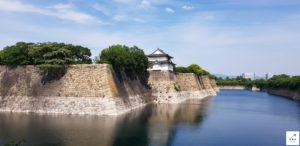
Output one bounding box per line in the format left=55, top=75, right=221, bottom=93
left=268, top=89, right=300, bottom=101
left=201, top=76, right=214, bottom=89
left=148, top=71, right=217, bottom=103
left=0, top=65, right=217, bottom=115
left=209, top=78, right=218, bottom=91
left=0, top=65, right=151, bottom=115
left=218, top=85, right=260, bottom=91
left=218, top=85, right=247, bottom=90
left=0, top=65, right=116, bottom=98
left=176, top=73, right=202, bottom=91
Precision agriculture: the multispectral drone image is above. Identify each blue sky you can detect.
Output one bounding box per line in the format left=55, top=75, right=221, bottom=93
left=1, top=0, right=300, bottom=76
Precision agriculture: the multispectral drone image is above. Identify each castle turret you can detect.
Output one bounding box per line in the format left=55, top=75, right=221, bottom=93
left=147, top=48, right=175, bottom=72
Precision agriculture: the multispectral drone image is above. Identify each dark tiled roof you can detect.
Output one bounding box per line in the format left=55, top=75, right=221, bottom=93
left=149, top=60, right=176, bottom=65
left=148, top=48, right=173, bottom=58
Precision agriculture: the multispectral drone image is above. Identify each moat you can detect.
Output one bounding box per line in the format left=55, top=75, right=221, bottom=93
left=0, top=90, right=299, bottom=146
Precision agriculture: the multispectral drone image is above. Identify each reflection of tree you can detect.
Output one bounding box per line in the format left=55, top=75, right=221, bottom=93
left=175, top=97, right=213, bottom=125
left=112, top=105, right=153, bottom=146
left=111, top=97, right=213, bottom=146
left=148, top=97, right=212, bottom=146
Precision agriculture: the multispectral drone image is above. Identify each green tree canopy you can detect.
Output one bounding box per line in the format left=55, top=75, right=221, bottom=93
left=175, top=64, right=214, bottom=78
left=174, top=66, right=189, bottom=73
left=187, top=64, right=210, bottom=76
left=0, top=42, right=92, bottom=83
left=216, top=74, right=300, bottom=91
left=267, top=74, right=300, bottom=90
left=28, top=42, right=92, bottom=65
left=0, top=42, right=33, bottom=66
left=0, top=42, right=92, bottom=66
left=95, top=45, right=149, bottom=85
left=95, top=45, right=149, bottom=75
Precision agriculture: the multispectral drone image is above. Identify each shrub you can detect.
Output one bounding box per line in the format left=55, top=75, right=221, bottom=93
left=174, top=82, right=181, bottom=92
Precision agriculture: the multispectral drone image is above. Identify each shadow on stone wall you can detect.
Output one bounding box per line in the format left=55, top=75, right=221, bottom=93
left=0, top=66, right=64, bottom=98
left=111, top=69, right=152, bottom=102
left=0, top=69, right=19, bottom=97
left=0, top=65, right=153, bottom=100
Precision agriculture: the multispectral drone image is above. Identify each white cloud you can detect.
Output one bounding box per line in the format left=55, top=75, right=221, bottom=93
left=51, top=3, right=73, bottom=10
left=0, top=0, right=100, bottom=24
left=112, top=14, right=145, bottom=23
left=113, top=0, right=137, bottom=4
left=1, top=0, right=300, bottom=75
left=203, top=14, right=215, bottom=20
left=49, top=3, right=99, bottom=24
left=0, top=0, right=44, bottom=13
left=92, top=3, right=110, bottom=16
left=165, top=7, right=175, bottom=13
left=182, top=5, right=193, bottom=10
left=138, top=0, right=152, bottom=9
left=113, top=14, right=128, bottom=21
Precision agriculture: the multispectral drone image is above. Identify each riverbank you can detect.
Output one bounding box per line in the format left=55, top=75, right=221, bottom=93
left=0, top=65, right=217, bottom=116
left=218, top=85, right=300, bottom=101
left=268, top=89, right=300, bottom=101
left=218, top=85, right=260, bottom=91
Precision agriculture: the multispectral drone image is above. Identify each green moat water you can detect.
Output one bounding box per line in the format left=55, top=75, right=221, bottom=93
left=0, top=90, right=299, bottom=146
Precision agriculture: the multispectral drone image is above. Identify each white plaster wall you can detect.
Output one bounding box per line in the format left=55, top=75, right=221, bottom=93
left=148, top=57, right=168, bottom=62
left=150, top=63, right=172, bottom=71
left=168, top=64, right=173, bottom=71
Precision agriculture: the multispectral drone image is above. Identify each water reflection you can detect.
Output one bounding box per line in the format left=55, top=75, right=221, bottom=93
left=0, top=97, right=213, bottom=146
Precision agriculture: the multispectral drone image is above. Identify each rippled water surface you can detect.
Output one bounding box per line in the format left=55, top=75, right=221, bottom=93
left=0, top=90, right=299, bottom=146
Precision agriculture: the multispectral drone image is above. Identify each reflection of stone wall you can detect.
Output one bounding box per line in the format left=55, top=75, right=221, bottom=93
left=0, top=98, right=213, bottom=146
left=147, top=98, right=212, bottom=146
left=0, top=113, right=119, bottom=146
left=148, top=71, right=217, bottom=103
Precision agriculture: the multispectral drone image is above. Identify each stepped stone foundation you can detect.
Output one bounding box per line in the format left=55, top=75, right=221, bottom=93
left=0, top=65, right=217, bottom=115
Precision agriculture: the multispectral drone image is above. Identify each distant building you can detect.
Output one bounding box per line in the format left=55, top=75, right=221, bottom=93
left=242, top=73, right=255, bottom=80
left=147, top=48, right=175, bottom=72
left=265, top=73, right=274, bottom=80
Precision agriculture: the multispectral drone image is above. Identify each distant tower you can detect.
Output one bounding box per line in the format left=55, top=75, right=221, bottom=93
left=147, top=48, right=175, bottom=72
left=265, top=73, right=274, bottom=80
left=242, top=73, right=255, bottom=80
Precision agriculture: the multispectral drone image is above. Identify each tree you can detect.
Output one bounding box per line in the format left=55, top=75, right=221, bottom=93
left=255, top=79, right=268, bottom=89
left=175, top=66, right=189, bottom=73
left=28, top=42, right=92, bottom=65
left=268, top=74, right=290, bottom=89
left=95, top=44, right=149, bottom=80
left=187, top=64, right=210, bottom=76
left=0, top=42, right=33, bottom=66
left=217, top=74, right=300, bottom=91
left=0, top=50, right=4, bottom=65
left=289, top=76, right=300, bottom=90
left=0, top=42, right=92, bottom=83
left=95, top=45, right=148, bottom=73
left=175, top=64, right=213, bottom=78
